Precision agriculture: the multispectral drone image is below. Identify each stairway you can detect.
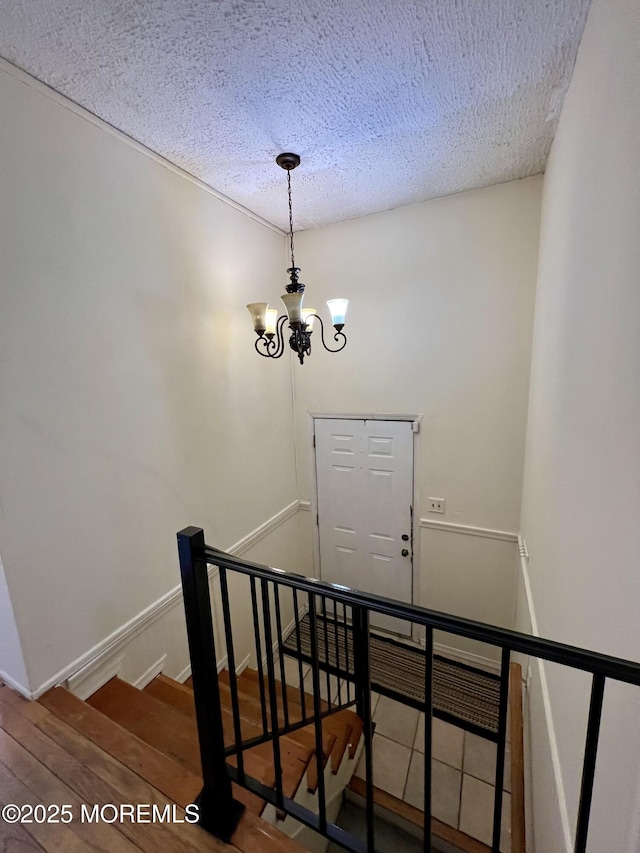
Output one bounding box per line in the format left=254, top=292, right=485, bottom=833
left=0, top=680, right=268, bottom=852
left=29, top=668, right=363, bottom=851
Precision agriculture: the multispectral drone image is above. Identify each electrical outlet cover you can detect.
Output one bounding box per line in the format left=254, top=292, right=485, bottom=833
left=428, top=497, right=445, bottom=513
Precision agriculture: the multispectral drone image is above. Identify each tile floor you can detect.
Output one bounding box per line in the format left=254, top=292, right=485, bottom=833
left=274, top=654, right=512, bottom=852
left=355, top=695, right=512, bottom=853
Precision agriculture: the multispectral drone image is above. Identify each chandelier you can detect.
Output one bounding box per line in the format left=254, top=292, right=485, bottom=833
left=247, top=153, right=348, bottom=365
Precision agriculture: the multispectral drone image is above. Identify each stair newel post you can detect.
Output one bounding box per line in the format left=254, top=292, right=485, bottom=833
left=177, top=527, right=245, bottom=841
left=352, top=605, right=375, bottom=852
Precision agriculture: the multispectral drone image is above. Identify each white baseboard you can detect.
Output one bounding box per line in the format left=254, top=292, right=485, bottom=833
left=26, top=501, right=302, bottom=700
left=216, top=652, right=251, bottom=676
left=518, top=536, right=572, bottom=853
left=175, top=663, right=192, bottom=684
left=433, top=641, right=500, bottom=674
left=30, top=585, right=185, bottom=699
left=66, top=648, right=126, bottom=701
left=133, top=655, right=167, bottom=690
left=235, top=653, right=251, bottom=676
left=0, top=670, right=32, bottom=699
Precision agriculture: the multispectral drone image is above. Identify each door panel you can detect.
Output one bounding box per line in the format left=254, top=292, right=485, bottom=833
left=315, top=418, right=414, bottom=636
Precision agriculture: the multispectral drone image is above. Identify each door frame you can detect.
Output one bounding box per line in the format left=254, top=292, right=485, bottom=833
left=307, top=412, right=423, bottom=643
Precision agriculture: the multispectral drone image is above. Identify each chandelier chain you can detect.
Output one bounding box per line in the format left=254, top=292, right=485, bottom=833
left=287, top=168, right=295, bottom=270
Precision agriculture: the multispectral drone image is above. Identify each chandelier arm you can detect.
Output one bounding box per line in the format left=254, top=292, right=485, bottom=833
left=254, top=335, right=279, bottom=358
left=314, top=314, right=347, bottom=354
left=273, top=314, right=288, bottom=358
left=254, top=314, right=289, bottom=359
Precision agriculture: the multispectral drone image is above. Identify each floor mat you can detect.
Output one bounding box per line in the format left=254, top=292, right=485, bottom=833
left=282, top=612, right=501, bottom=737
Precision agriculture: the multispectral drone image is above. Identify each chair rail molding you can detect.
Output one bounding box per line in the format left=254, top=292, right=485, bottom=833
left=420, top=518, right=518, bottom=543
left=302, top=500, right=519, bottom=544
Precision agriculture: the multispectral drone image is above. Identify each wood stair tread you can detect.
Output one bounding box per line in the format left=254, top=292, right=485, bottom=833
left=218, top=676, right=308, bottom=727
left=88, top=677, right=313, bottom=814
left=148, top=673, right=338, bottom=778
left=227, top=667, right=332, bottom=714
left=220, top=669, right=363, bottom=791
left=144, top=673, right=198, bottom=716
left=14, top=682, right=306, bottom=853
left=86, top=678, right=274, bottom=803
left=0, top=688, right=236, bottom=853
left=39, top=685, right=202, bottom=808
left=87, top=677, right=203, bottom=772
left=91, top=676, right=265, bottom=775
left=196, top=669, right=362, bottom=786
left=40, top=683, right=267, bottom=819
left=216, top=679, right=337, bottom=764
left=145, top=675, right=319, bottom=782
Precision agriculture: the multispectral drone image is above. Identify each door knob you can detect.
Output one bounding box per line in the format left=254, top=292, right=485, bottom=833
left=401, top=548, right=409, bottom=557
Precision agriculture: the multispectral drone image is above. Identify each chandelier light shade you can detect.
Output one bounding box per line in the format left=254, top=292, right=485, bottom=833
left=247, top=153, right=349, bottom=365
left=326, top=299, right=349, bottom=329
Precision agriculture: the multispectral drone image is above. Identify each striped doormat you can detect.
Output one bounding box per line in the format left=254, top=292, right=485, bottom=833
left=282, top=612, right=501, bottom=738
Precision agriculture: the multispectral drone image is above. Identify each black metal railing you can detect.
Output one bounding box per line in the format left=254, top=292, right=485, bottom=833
left=178, top=526, right=640, bottom=853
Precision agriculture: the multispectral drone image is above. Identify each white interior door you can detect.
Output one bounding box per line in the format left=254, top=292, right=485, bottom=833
left=314, top=418, right=414, bottom=635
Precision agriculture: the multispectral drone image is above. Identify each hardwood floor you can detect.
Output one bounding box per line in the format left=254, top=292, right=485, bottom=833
left=1, top=684, right=219, bottom=852
left=0, top=675, right=319, bottom=852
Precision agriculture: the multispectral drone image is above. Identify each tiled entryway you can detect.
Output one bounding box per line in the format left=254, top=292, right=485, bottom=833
left=275, top=653, right=511, bottom=850
left=354, top=695, right=512, bottom=852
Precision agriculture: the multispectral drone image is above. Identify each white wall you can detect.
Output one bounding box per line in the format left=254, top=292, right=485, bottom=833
left=0, top=64, right=301, bottom=693
left=518, top=0, right=640, bottom=849
left=0, top=553, right=29, bottom=690
left=293, top=178, right=541, bottom=657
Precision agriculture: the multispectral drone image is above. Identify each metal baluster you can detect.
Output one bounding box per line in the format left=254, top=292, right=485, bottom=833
left=423, top=627, right=434, bottom=852
left=293, top=588, right=307, bottom=720
left=308, top=594, right=328, bottom=834
left=250, top=577, right=269, bottom=736
left=331, top=598, right=342, bottom=705
left=218, top=567, right=245, bottom=785
left=343, top=603, right=352, bottom=703
left=574, top=674, right=606, bottom=853
left=353, top=605, right=374, bottom=852
left=321, top=596, right=332, bottom=705
left=261, top=579, right=285, bottom=809
left=177, top=527, right=244, bottom=840
left=492, top=648, right=511, bottom=852
left=274, top=585, right=290, bottom=729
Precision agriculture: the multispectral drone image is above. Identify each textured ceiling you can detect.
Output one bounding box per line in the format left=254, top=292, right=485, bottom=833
left=0, top=0, right=590, bottom=231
